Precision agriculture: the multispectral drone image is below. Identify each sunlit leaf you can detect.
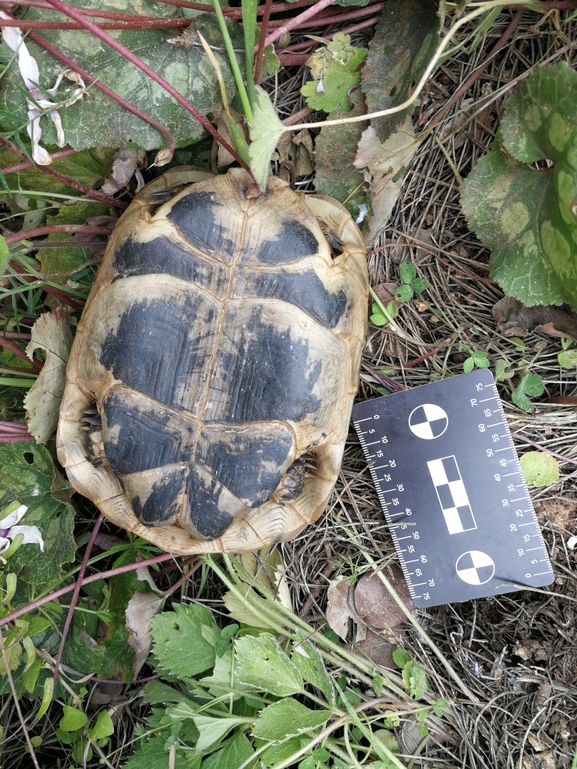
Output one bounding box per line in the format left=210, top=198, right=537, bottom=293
left=520, top=451, right=559, bottom=487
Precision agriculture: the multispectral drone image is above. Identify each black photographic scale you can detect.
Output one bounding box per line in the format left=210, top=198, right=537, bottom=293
left=352, top=370, right=554, bottom=607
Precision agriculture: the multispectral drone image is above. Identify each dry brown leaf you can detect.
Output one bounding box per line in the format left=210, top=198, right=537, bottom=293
left=126, top=591, right=166, bottom=680
left=326, top=579, right=351, bottom=641
left=492, top=297, right=577, bottom=341
left=24, top=307, right=73, bottom=443
left=353, top=563, right=416, bottom=641
left=354, top=118, right=419, bottom=244
left=101, top=149, right=143, bottom=195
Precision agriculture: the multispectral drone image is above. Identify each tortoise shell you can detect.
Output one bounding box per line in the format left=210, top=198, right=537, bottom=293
left=57, top=168, right=368, bottom=554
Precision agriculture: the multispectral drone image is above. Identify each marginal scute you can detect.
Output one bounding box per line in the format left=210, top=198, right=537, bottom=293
left=56, top=167, right=368, bottom=555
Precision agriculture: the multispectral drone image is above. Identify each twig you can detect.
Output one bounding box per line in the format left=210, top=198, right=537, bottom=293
left=53, top=514, right=105, bottom=687
left=0, top=632, right=41, bottom=769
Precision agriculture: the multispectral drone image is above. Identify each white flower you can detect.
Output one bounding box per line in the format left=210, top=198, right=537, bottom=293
left=1, top=12, right=85, bottom=165
left=0, top=504, right=44, bottom=556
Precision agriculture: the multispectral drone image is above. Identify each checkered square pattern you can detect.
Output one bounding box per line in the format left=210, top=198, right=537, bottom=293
left=427, top=456, right=477, bottom=534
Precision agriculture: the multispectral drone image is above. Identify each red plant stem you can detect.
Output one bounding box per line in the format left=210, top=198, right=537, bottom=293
left=152, top=0, right=316, bottom=18
left=253, top=0, right=274, bottom=85
left=259, top=0, right=336, bottom=50
left=0, top=332, right=32, bottom=340
left=3, top=148, right=77, bottom=174
left=284, top=14, right=380, bottom=50
left=42, top=0, right=253, bottom=178
left=0, top=18, right=191, bottom=30
left=53, top=515, right=105, bottom=686
left=20, top=30, right=176, bottom=171
left=0, top=551, right=175, bottom=628
left=267, top=1, right=384, bottom=28
left=0, top=337, right=41, bottom=370
left=511, top=432, right=577, bottom=467
left=0, top=422, right=35, bottom=442
left=5, top=224, right=112, bottom=246
left=0, top=136, right=126, bottom=209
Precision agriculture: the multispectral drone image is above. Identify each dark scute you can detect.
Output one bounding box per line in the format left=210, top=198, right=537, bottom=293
left=99, top=294, right=214, bottom=411
left=200, top=426, right=294, bottom=507
left=131, top=467, right=187, bottom=525
left=112, top=236, right=227, bottom=293
left=166, top=191, right=236, bottom=260
left=238, top=267, right=348, bottom=329
left=102, top=389, right=197, bottom=475
left=217, top=315, right=322, bottom=423
left=253, top=218, right=319, bottom=264
left=186, top=466, right=235, bottom=539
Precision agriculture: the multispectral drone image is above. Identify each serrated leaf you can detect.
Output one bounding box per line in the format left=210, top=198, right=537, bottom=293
left=248, top=87, right=285, bottom=191
left=361, top=0, right=440, bottom=140
left=291, top=639, right=335, bottom=705
left=462, top=62, right=577, bottom=309
left=0, top=11, right=240, bottom=152
left=0, top=443, right=75, bottom=583
left=234, top=633, right=303, bottom=696
left=168, top=704, right=248, bottom=754
left=123, top=735, right=200, bottom=769
left=301, top=34, right=366, bottom=114
left=24, top=308, right=73, bottom=443
left=520, top=451, right=559, bottom=487
left=152, top=604, right=217, bottom=679
left=252, top=698, right=331, bottom=741
left=201, top=731, right=255, bottom=769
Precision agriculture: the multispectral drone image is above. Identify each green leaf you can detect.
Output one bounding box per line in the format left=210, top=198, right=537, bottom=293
left=462, top=62, right=577, bottom=309
left=168, top=704, right=248, bottom=754
left=201, top=731, right=255, bottom=769
left=520, top=452, right=559, bottom=487
left=248, top=86, right=285, bottom=191
left=463, top=358, right=475, bottom=374
left=392, top=648, right=411, bottom=668
left=291, top=639, right=335, bottom=705
left=411, top=277, right=429, bottom=294
left=0, top=11, right=241, bottom=152
left=0, top=443, right=76, bottom=584
left=558, top=349, right=577, bottom=368
left=472, top=351, right=490, bottom=368
left=252, top=698, right=331, bottom=741
left=60, top=705, right=89, bottom=733
left=152, top=604, right=218, bottom=679
left=124, top=735, right=200, bottom=769
left=395, top=284, right=413, bottom=302
left=88, top=710, right=114, bottom=741
left=400, top=263, right=417, bottom=284
left=0, top=234, right=9, bottom=275
left=234, top=633, right=303, bottom=696
left=301, top=34, right=367, bottom=113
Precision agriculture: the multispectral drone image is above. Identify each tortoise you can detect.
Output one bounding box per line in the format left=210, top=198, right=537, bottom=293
left=57, top=167, right=368, bottom=554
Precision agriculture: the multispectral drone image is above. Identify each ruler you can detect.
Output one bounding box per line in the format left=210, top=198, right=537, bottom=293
left=352, top=370, right=554, bottom=607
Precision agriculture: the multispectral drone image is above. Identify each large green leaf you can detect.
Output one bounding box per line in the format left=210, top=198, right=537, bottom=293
left=0, top=443, right=76, bottom=584
left=151, top=603, right=218, bottom=679
left=0, top=4, right=240, bottom=151
left=252, top=698, right=331, bottom=741
left=462, top=62, right=577, bottom=308
left=234, top=633, right=303, bottom=696
left=361, top=0, right=440, bottom=140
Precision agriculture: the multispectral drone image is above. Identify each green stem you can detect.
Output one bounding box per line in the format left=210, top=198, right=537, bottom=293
left=241, top=0, right=258, bottom=110
left=212, top=0, right=254, bottom=124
